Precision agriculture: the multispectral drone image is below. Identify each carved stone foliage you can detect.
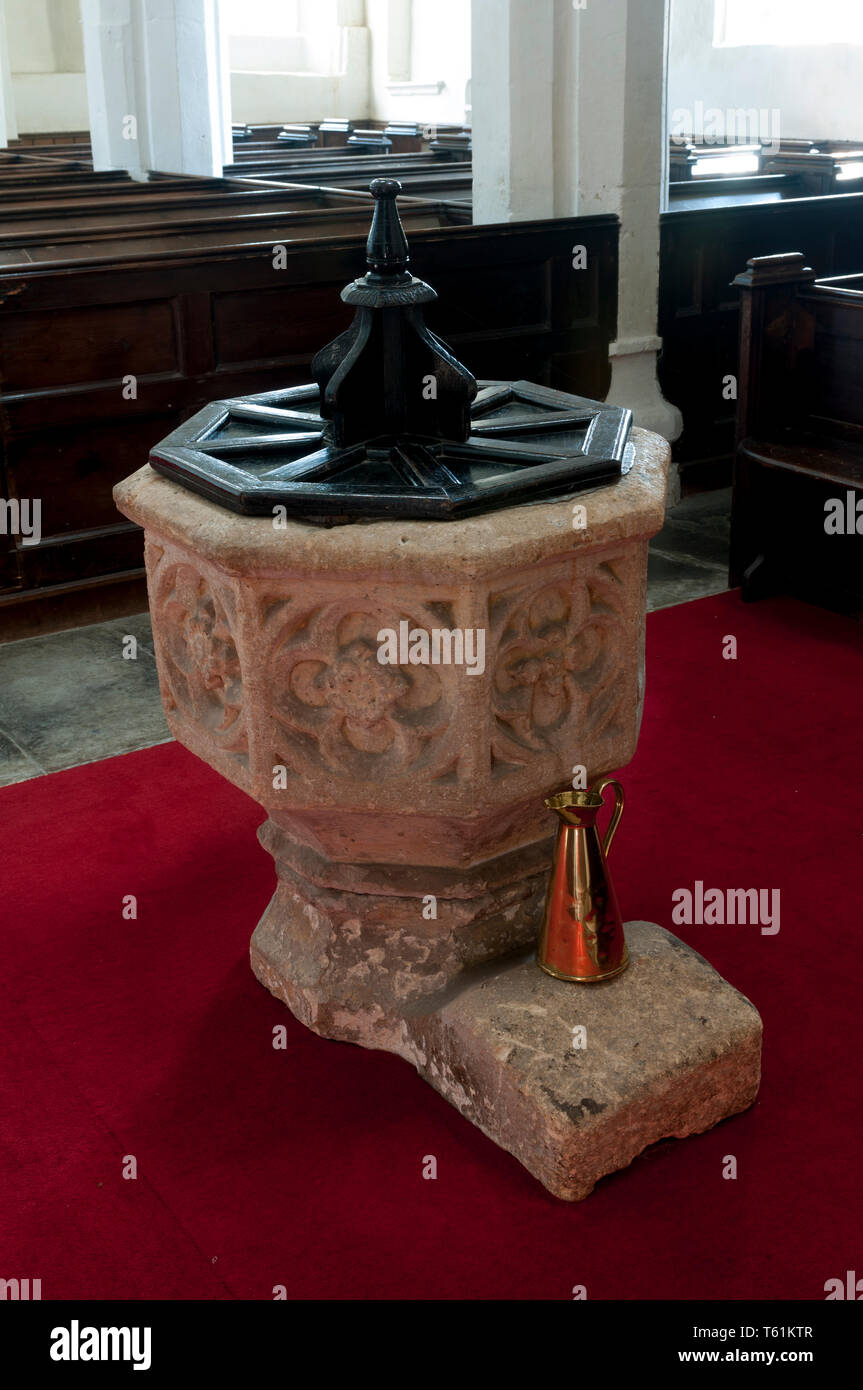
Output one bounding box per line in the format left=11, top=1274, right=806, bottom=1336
left=490, top=557, right=629, bottom=771
left=153, top=560, right=248, bottom=762
left=265, top=599, right=459, bottom=782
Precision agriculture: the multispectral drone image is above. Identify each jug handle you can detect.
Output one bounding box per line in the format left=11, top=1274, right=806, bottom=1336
left=592, top=777, right=624, bottom=856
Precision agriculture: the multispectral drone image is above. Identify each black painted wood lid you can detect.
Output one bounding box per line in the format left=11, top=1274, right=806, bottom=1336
left=149, top=181, right=632, bottom=525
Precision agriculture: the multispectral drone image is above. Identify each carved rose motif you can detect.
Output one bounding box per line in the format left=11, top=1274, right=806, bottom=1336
left=156, top=563, right=247, bottom=756
left=269, top=606, right=452, bottom=779
left=291, top=639, right=414, bottom=755
left=491, top=563, right=626, bottom=766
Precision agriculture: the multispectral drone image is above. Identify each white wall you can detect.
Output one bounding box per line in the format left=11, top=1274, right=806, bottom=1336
left=2, top=0, right=472, bottom=137
left=230, top=51, right=369, bottom=125
left=669, top=0, right=863, bottom=143
left=4, top=0, right=88, bottom=132
left=229, top=0, right=370, bottom=124
left=368, top=0, right=470, bottom=127
left=229, top=0, right=470, bottom=129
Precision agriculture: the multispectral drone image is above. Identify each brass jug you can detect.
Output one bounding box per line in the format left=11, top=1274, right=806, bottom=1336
left=537, top=778, right=628, bottom=983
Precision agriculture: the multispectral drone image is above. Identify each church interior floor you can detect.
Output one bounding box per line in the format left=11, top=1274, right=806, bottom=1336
left=0, top=488, right=731, bottom=787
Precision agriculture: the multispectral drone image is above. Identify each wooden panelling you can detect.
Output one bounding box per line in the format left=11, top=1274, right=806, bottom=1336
left=212, top=283, right=351, bottom=364
left=0, top=300, right=179, bottom=390
left=5, top=413, right=182, bottom=536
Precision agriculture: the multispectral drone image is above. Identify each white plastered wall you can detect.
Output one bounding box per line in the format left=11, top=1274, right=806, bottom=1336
left=367, top=0, right=471, bottom=128
left=668, top=0, right=863, bottom=144
left=3, top=0, right=89, bottom=133
left=228, top=0, right=371, bottom=124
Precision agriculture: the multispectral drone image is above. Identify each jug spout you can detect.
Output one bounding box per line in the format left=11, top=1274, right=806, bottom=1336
left=537, top=778, right=629, bottom=983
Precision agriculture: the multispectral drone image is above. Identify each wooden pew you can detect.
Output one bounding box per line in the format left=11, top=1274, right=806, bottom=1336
left=430, top=131, right=472, bottom=159
left=669, top=138, right=762, bottom=182
left=0, top=193, right=458, bottom=273
left=0, top=172, right=238, bottom=203
left=658, top=189, right=863, bottom=491
left=0, top=180, right=342, bottom=233
left=275, top=125, right=318, bottom=147
left=0, top=147, right=93, bottom=165
left=762, top=140, right=863, bottom=195
left=222, top=149, right=469, bottom=180
left=244, top=166, right=472, bottom=205
left=0, top=152, right=473, bottom=261
left=8, top=132, right=90, bottom=146
left=346, top=129, right=392, bottom=153
left=0, top=157, right=103, bottom=188
left=729, top=252, right=863, bottom=612
left=384, top=122, right=424, bottom=153
left=319, top=118, right=354, bottom=147
left=668, top=172, right=800, bottom=211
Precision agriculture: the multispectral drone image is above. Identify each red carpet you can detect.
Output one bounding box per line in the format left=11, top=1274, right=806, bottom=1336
left=2, top=591, right=862, bottom=1301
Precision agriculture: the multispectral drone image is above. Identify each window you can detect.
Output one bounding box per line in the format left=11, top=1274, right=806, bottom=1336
left=715, top=0, right=863, bottom=47
left=221, top=0, right=311, bottom=76
left=222, top=0, right=300, bottom=37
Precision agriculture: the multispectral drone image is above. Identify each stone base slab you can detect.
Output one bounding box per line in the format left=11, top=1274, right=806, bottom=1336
left=251, top=917, right=762, bottom=1200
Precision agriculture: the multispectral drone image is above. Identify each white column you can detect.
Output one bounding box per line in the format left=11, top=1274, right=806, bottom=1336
left=213, top=0, right=233, bottom=155
left=0, top=0, right=18, bottom=147
left=471, top=0, right=555, bottom=222
left=81, top=0, right=231, bottom=179
left=471, top=0, right=681, bottom=453
left=574, top=0, right=681, bottom=449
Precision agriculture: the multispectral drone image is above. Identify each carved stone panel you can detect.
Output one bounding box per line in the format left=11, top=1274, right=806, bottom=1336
left=146, top=538, right=250, bottom=780
left=486, top=548, right=643, bottom=798
left=247, top=590, right=479, bottom=803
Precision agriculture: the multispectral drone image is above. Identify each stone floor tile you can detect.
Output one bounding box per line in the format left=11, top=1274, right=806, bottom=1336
left=646, top=550, right=728, bottom=612
left=0, top=623, right=171, bottom=773
left=0, top=729, right=44, bottom=787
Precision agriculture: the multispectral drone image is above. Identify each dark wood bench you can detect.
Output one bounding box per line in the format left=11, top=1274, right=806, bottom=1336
left=658, top=189, right=863, bottom=491
left=730, top=252, right=863, bottom=613
left=762, top=140, right=863, bottom=195
left=669, top=139, right=763, bottom=182
left=222, top=148, right=469, bottom=179
left=0, top=183, right=457, bottom=261
left=318, top=118, right=354, bottom=147
left=668, top=172, right=801, bottom=213
left=244, top=165, right=472, bottom=204
left=384, top=122, right=424, bottom=154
